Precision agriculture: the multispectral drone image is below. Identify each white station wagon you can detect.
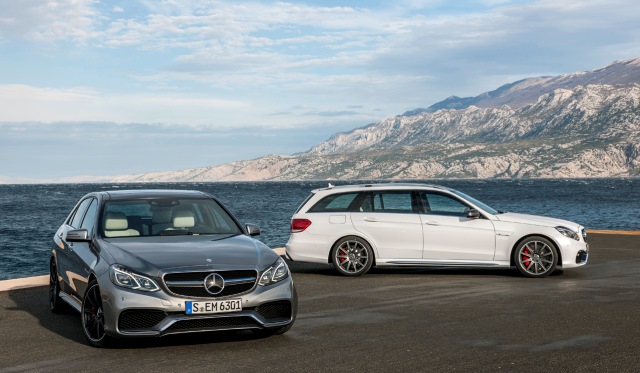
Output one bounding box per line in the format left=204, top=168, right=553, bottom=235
left=285, top=184, right=589, bottom=278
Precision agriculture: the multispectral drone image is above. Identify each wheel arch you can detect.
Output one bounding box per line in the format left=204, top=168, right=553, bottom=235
left=327, top=235, right=377, bottom=267
left=510, top=234, right=563, bottom=267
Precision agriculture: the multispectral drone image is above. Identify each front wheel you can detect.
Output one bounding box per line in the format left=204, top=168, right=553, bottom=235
left=331, top=236, right=373, bottom=276
left=514, top=236, right=558, bottom=278
left=82, top=280, right=112, bottom=347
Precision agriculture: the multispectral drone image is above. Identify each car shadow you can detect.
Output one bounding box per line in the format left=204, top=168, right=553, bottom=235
left=6, top=286, right=87, bottom=344
left=5, top=286, right=279, bottom=349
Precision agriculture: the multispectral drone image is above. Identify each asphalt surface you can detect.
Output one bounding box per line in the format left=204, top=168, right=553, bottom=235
left=1, top=234, right=640, bottom=372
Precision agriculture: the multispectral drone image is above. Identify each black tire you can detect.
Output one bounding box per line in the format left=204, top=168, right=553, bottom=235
left=82, top=280, right=112, bottom=348
left=331, top=236, right=374, bottom=276
left=49, top=260, right=66, bottom=314
left=513, top=236, right=558, bottom=278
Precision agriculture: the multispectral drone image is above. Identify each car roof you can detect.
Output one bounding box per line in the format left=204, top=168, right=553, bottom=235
left=311, top=183, right=451, bottom=194
left=98, top=189, right=209, bottom=201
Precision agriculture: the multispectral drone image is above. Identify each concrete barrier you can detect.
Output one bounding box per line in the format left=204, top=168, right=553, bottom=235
left=0, top=275, right=48, bottom=292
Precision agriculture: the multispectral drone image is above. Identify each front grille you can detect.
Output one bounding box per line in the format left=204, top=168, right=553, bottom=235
left=164, top=270, right=257, bottom=298
left=255, top=301, right=292, bottom=321
left=582, top=228, right=588, bottom=242
left=119, top=310, right=167, bottom=331
left=165, top=317, right=258, bottom=332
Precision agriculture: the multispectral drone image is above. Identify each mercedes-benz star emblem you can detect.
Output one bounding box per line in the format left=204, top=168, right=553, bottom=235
left=204, top=273, right=225, bottom=295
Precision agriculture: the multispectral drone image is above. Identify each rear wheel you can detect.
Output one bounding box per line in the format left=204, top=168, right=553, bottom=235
left=331, top=236, right=373, bottom=276
left=82, top=280, right=112, bottom=347
left=514, top=236, right=558, bottom=278
left=49, top=260, right=65, bottom=313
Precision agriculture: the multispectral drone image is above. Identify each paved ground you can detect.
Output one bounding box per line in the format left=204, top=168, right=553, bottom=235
left=1, top=234, right=640, bottom=372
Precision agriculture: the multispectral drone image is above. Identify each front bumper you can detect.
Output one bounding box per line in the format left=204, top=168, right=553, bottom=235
left=97, top=271, right=296, bottom=338
left=556, top=231, right=589, bottom=269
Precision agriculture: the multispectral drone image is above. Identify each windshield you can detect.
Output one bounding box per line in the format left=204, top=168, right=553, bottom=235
left=450, top=190, right=500, bottom=215
left=101, top=198, right=243, bottom=238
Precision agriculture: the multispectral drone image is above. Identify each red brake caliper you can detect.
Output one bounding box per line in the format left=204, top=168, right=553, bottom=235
left=522, top=246, right=531, bottom=267
left=340, top=246, right=346, bottom=263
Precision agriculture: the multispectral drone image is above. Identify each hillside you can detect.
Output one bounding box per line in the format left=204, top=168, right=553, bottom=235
left=113, top=59, right=640, bottom=182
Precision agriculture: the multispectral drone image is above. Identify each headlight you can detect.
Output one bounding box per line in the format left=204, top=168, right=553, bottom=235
left=555, top=226, right=580, bottom=241
left=110, top=265, right=160, bottom=292
left=258, top=257, right=289, bottom=286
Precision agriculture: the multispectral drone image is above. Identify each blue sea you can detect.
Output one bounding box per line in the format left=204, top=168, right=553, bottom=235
left=1, top=179, right=639, bottom=281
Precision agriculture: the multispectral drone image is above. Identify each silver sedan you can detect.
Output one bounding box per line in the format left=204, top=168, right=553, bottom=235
left=49, top=189, right=296, bottom=347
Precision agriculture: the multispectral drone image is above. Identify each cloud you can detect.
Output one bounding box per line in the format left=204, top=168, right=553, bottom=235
left=0, top=0, right=101, bottom=42
left=3, top=0, right=640, bottom=128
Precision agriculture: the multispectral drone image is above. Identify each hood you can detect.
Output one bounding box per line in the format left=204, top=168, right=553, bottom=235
left=496, top=212, right=582, bottom=230
left=99, top=234, right=280, bottom=277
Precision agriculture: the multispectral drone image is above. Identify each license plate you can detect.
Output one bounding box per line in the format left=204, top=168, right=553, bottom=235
left=185, top=299, right=242, bottom=314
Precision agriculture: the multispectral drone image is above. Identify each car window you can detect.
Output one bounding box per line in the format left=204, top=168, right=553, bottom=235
left=80, top=199, right=98, bottom=235
left=69, top=198, right=93, bottom=228
left=423, top=192, right=469, bottom=216
left=367, top=191, right=415, bottom=213
left=101, top=198, right=243, bottom=237
left=309, top=193, right=359, bottom=212
left=295, top=193, right=315, bottom=214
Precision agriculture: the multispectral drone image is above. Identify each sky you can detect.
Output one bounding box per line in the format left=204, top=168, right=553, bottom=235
left=1, top=0, right=640, bottom=182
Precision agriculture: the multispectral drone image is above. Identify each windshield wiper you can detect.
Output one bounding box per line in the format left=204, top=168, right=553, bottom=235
left=159, top=231, right=198, bottom=236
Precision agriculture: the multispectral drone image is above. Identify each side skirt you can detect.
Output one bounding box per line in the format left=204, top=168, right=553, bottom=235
left=59, top=291, right=82, bottom=313
left=379, top=259, right=510, bottom=267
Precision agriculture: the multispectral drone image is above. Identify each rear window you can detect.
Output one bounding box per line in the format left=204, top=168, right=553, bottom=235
left=308, top=192, right=360, bottom=212
left=295, top=193, right=315, bottom=214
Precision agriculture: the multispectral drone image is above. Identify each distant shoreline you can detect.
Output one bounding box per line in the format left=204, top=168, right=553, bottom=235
left=2, top=176, right=640, bottom=186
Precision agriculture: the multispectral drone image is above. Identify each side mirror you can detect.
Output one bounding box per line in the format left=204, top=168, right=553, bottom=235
left=245, top=224, right=261, bottom=237
left=66, top=229, right=90, bottom=242
left=467, top=209, right=481, bottom=219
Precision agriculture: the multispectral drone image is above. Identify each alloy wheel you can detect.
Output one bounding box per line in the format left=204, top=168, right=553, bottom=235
left=516, top=239, right=557, bottom=277
left=333, top=238, right=372, bottom=276
left=82, top=281, right=107, bottom=345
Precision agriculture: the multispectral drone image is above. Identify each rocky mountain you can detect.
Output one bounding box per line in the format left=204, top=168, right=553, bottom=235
left=114, top=59, right=640, bottom=182
left=306, top=84, right=640, bottom=156
left=406, top=58, right=640, bottom=114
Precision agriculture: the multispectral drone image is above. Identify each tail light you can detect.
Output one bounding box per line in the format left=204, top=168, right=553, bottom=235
left=291, top=219, right=312, bottom=233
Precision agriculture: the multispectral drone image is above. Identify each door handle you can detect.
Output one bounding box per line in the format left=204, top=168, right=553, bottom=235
left=363, top=217, right=378, bottom=222
left=423, top=220, right=440, bottom=226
